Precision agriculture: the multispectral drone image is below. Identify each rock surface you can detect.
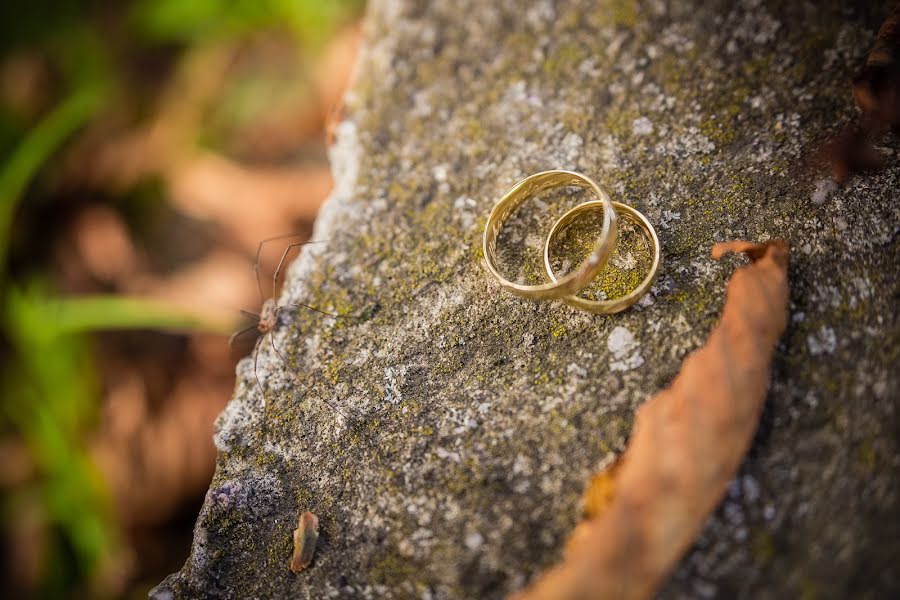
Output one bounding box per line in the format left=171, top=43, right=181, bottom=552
left=153, top=1, right=899, bottom=598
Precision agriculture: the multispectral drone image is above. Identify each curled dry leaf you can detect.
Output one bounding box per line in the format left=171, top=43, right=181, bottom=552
left=826, top=2, right=899, bottom=183
left=290, top=511, right=320, bottom=573
left=852, top=2, right=900, bottom=131
left=512, top=240, right=790, bottom=600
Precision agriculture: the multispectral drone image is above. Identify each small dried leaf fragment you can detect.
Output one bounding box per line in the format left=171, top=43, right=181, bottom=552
left=512, top=240, right=790, bottom=600
left=290, top=511, right=319, bottom=573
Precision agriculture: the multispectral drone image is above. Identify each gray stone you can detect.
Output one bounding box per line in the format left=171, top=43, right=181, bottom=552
left=152, top=0, right=900, bottom=598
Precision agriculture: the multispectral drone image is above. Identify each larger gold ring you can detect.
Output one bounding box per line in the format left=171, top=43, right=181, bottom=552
left=482, top=170, right=618, bottom=300
left=543, top=200, right=661, bottom=314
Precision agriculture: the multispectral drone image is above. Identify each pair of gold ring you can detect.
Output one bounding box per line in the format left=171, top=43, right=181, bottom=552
left=482, top=170, right=661, bottom=314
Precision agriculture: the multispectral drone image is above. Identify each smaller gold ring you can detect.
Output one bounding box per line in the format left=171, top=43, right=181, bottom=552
left=543, top=200, right=661, bottom=314
left=482, top=170, right=618, bottom=300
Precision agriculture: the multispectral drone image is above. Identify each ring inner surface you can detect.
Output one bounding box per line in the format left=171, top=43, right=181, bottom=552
left=547, top=204, right=653, bottom=302
left=493, top=183, right=599, bottom=287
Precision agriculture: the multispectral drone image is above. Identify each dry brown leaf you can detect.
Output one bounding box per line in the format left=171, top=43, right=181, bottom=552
left=512, top=240, right=790, bottom=600
left=580, top=458, right=621, bottom=521
left=852, top=2, right=900, bottom=131
left=826, top=3, right=899, bottom=183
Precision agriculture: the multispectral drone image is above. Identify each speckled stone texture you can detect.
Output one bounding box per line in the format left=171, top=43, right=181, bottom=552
left=151, top=1, right=899, bottom=598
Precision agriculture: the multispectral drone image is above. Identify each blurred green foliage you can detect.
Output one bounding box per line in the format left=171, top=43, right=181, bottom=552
left=0, top=1, right=107, bottom=55
left=0, top=1, right=363, bottom=595
left=0, top=86, right=104, bottom=270
left=132, top=0, right=363, bottom=46
left=0, top=85, right=233, bottom=596
left=0, top=79, right=112, bottom=597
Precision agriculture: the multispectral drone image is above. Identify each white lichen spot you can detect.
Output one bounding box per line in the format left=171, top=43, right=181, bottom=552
left=607, top=326, right=644, bottom=371
left=411, top=90, right=432, bottom=118
left=524, top=232, right=544, bottom=251
left=811, top=178, right=837, bottom=205
left=807, top=326, right=837, bottom=355
left=660, top=209, right=681, bottom=229
left=560, top=131, right=583, bottom=165
left=435, top=447, right=461, bottom=463
left=608, top=326, right=633, bottom=355
left=693, top=580, right=718, bottom=599
left=632, top=116, right=654, bottom=136
left=610, top=250, right=637, bottom=270
left=453, top=195, right=475, bottom=210
left=512, top=454, right=532, bottom=476
left=504, top=80, right=528, bottom=104
left=453, top=195, right=477, bottom=230
left=566, top=362, right=587, bottom=378
left=742, top=475, right=760, bottom=503
left=464, top=532, right=484, bottom=550
left=384, top=365, right=407, bottom=404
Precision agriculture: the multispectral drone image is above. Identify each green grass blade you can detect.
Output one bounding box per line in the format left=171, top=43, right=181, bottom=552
left=0, top=85, right=103, bottom=274
left=43, top=295, right=237, bottom=335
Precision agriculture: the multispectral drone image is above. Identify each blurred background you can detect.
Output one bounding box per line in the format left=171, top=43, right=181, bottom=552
left=0, top=1, right=364, bottom=597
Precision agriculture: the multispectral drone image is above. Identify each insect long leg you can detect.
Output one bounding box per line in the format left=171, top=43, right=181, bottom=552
left=254, top=234, right=306, bottom=302
left=265, top=331, right=347, bottom=419
left=252, top=334, right=266, bottom=401
left=269, top=324, right=290, bottom=368
left=271, top=241, right=323, bottom=301
left=254, top=235, right=327, bottom=302
left=229, top=324, right=259, bottom=348
left=266, top=313, right=354, bottom=423
left=274, top=302, right=342, bottom=319
left=239, top=309, right=261, bottom=321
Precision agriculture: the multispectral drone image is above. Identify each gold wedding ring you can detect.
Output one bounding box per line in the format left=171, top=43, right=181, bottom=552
left=482, top=170, right=618, bottom=300
left=482, top=170, right=661, bottom=314
left=544, top=200, right=661, bottom=314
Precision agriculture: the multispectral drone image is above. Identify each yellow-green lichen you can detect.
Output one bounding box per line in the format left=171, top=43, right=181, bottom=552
left=370, top=551, right=418, bottom=586
left=595, top=0, right=638, bottom=28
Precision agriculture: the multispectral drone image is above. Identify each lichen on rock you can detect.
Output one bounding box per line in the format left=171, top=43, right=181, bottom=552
left=152, top=1, right=899, bottom=598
